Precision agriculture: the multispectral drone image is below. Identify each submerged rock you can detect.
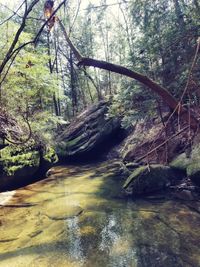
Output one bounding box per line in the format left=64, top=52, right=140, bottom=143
left=45, top=205, right=83, bottom=220
left=56, top=101, right=122, bottom=160
left=123, top=164, right=178, bottom=196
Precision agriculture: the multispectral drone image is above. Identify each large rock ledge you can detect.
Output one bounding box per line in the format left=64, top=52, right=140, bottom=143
left=56, top=101, right=123, bottom=160
left=0, top=146, right=58, bottom=192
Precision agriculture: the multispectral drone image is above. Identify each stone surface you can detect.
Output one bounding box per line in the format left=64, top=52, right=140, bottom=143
left=56, top=101, right=121, bottom=159
left=123, top=164, right=178, bottom=196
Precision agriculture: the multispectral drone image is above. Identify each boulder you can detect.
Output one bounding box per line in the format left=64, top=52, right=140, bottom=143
left=186, top=145, right=200, bottom=186
left=169, top=145, right=200, bottom=187
left=56, top=101, right=122, bottom=159
left=0, top=147, right=40, bottom=191
left=170, top=153, right=190, bottom=173
left=123, top=164, right=178, bottom=196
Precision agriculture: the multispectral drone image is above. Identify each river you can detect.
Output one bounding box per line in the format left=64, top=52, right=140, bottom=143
left=0, top=161, right=200, bottom=267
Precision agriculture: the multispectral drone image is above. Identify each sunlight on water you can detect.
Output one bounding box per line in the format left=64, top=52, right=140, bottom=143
left=100, top=213, right=138, bottom=267
left=0, top=191, right=15, bottom=205
left=0, top=161, right=200, bottom=267
left=67, top=217, right=85, bottom=265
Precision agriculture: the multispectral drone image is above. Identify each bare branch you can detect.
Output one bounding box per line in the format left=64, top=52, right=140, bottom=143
left=69, top=0, right=81, bottom=35
left=0, top=0, right=40, bottom=75
left=0, top=0, right=67, bottom=85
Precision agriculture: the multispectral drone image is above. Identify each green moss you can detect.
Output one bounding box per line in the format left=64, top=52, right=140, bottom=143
left=187, top=162, right=199, bottom=176
left=170, top=153, right=190, bottom=172
left=56, top=134, right=86, bottom=157
left=65, top=134, right=84, bottom=148
left=0, top=146, right=40, bottom=176
left=186, top=145, right=200, bottom=186
left=123, top=166, right=147, bottom=189
left=43, top=147, right=58, bottom=164
left=6, top=165, right=24, bottom=175
left=187, top=162, right=200, bottom=186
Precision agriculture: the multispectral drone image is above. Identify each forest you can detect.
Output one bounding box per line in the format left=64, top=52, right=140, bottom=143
left=0, top=0, right=200, bottom=266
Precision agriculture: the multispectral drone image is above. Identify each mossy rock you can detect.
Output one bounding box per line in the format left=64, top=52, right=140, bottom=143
left=123, top=165, right=178, bottom=196
left=186, top=145, right=200, bottom=186
left=170, top=153, right=190, bottom=175
left=0, top=147, right=40, bottom=177
left=187, top=164, right=200, bottom=186
left=0, top=146, right=58, bottom=191
left=0, top=147, right=40, bottom=191
left=43, top=147, right=58, bottom=163
left=38, top=147, right=58, bottom=178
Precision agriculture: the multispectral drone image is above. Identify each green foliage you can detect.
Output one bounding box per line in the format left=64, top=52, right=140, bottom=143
left=0, top=19, right=61, bottom=147
left=108, top=0, right=200, bottom=126
left=109, top=82, right=156, bottom=128
left=43, top=146, right=58, bottom=164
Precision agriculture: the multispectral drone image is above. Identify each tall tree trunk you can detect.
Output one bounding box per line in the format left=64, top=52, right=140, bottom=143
left=173, top=0, right=186, bottom=30
left=47, top=32, right=59, bottom=116
left=69, top=50, right=78, bottom=116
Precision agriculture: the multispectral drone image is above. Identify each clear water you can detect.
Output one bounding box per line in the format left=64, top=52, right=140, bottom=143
left=0, top=161, right=200, bottom=267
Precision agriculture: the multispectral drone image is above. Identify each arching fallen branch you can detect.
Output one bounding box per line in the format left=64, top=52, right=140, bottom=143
left=58, top=19, right=199, bottom=129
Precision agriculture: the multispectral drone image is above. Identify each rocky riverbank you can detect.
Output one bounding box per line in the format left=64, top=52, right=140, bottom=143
left=0, top=101, right=200, bottom=200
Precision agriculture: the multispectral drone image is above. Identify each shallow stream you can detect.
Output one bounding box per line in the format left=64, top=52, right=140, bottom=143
left=0, top=161, right=200, bottom=267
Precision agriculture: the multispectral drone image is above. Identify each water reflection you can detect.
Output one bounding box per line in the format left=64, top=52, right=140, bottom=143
left=100, top=213, right=138, bottom=267
left=66, top=217, right=85, bottom=265
left=100, top=214, right=119, bottom=252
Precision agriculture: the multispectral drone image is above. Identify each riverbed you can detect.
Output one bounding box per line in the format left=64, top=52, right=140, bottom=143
left=0, top=161, right=200, bottom=267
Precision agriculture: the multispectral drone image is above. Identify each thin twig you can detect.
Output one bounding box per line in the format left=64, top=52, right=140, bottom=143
left=136, top=126, right=190, bottom=163
left=0, top=1, right=25, bottom=26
